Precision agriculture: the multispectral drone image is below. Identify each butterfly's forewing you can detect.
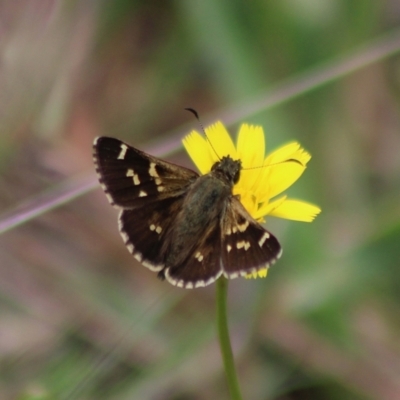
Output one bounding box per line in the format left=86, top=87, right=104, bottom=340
left=93, top=137, right=198, bottom=209
left=93, top=137, right=199, bottom=272
left=221, top=198, right=282, bottom=278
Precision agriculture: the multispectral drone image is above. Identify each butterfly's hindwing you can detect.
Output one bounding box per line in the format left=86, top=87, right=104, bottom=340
left=221, top=198, right=282, bottom=278
left=164, top=218, right=223, bottom=288
left=93, top=137, right=198, bottom=209
left=118, top=195, right=186, bottom=272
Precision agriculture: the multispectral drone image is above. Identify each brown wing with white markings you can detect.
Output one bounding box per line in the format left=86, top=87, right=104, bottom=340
left=93, top=136, right=198, bottom=272
left=221, top=197, right=282, bottom=278
left=93, top=136, right=198, bottom=209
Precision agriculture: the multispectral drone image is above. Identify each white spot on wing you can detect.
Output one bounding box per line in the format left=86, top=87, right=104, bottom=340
left=139, top=190, right=147, bottom=197
left=105, top=193, right=114, bottom=204
left=227, top=244, right=232, bottom=253
left=246, top=268, right=258, bottom=277
left=194, top=271, right=223, bottom=287
left=236, top=241, right=251, bottom=251
left=117, top=144, right=128, bottom=160
left=126, top=169, right=141, bottom=185
left=164, top=269, right=223, bottom=289
left=118, top=215, right=123, bottom=230
left=258, top=232, right=270, bottom=247
left=195, top=252, right=204, bottom=262
left=149, top=162, right=159, bottom=177
left=120, top=231, right=129, bottom=243
left=150, top=224, right=162, bottom=234
left=100, top=183, right=115, bottom=205
left=238, top=220, right=249, bottom=232
left=142, top=260, right=164, bottom=272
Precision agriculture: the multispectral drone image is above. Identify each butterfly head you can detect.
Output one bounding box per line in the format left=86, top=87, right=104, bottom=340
left=211, top=156, right=242, bottom=185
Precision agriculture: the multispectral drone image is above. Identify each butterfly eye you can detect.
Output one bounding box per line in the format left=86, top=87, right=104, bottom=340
left=233, top=169, right=240, bottom=184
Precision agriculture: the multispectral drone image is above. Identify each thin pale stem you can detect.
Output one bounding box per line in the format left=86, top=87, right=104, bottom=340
left=216, top=277, right=243, bottom=400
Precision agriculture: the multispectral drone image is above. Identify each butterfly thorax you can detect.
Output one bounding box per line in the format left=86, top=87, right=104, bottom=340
left=163, top=157, right=241, bottom=271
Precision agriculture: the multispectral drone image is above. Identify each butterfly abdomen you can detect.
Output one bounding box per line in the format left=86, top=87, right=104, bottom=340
left=164, top=174, right=230, bottom=270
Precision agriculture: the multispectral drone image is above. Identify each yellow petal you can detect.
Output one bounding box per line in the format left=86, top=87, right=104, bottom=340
left=245, top=268, right=268, bottom=279
left=237, top=124, right=265, bottom=168
left=268, top=198, right=321, bottom=222
left=205, top=121, right=237, bottom=160
left=182, top=130, right=214, bottom=174
left=260, top=162, right=306, bottom=201
left=254, top=195, right=287, bottom=221
left=265, top=142, right=311, bottom=165
left=236, top=124, right=265, bottom=193
left=257, top=142, right=311, bottom=201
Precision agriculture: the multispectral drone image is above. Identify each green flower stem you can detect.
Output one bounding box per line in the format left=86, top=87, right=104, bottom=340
left=216, top=277, right=243, bottom=400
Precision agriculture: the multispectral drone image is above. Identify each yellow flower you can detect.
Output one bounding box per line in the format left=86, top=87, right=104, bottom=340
left=183, top=121, right=321, bottom=279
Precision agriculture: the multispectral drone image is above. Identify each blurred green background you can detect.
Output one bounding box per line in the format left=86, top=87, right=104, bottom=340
left=1, top=1, right=400, bottom=399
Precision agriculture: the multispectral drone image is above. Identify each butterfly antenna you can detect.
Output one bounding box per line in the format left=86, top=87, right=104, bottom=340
left=185, top=108, right=220, bottom=159
left=243, top=158, right=305, bottom=171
